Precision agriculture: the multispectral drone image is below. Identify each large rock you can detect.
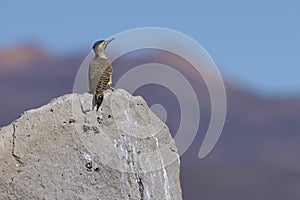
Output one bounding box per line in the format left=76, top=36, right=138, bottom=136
left=0, top=89, right=182, bottom=200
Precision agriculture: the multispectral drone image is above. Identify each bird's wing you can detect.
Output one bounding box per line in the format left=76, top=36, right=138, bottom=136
left=88, top=57, right=112, bottom=94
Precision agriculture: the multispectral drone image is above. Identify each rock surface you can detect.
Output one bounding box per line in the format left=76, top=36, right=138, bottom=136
left=0, top=89, right=182, bottom=200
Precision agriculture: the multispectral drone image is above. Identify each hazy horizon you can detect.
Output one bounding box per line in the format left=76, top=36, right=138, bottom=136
left=1, top=41, right=300, bottom=99
left=1, top=0, right=300, bottom=97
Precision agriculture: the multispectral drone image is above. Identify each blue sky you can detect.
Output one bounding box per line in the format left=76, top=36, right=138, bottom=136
left=1, top=0, right=299, bottom=97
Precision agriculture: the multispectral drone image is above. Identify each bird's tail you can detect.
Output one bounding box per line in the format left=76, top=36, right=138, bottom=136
left=92, top=94, right=103, bottom=111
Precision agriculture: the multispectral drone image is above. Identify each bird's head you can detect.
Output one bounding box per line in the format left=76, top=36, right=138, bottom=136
left=92, top=38, right=115, bottom=54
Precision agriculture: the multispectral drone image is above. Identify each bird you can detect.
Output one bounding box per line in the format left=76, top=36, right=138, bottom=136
left=89, top=38, right=115, bottom=111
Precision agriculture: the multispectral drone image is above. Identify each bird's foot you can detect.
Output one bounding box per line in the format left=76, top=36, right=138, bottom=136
left=108, top=85, right=115, bottom=91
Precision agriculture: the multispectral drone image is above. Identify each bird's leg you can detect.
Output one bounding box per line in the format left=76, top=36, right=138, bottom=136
left=108, top=85, right=114, bottom=91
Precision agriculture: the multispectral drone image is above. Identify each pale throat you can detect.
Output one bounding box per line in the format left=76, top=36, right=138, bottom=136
left=95, top=50, right=107, bottom=59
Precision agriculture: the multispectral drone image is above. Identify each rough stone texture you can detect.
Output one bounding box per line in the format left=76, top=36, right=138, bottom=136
left=0, top=89, right=182, bottom=200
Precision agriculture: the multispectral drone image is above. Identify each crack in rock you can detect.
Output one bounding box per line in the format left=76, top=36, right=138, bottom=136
left=137, top=175, right=144, bottom=200
left=12, top=124, right=22, bottom=163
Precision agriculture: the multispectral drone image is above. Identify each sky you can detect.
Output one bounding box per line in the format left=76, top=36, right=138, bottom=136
left=0, top=0, right=299, bottom=97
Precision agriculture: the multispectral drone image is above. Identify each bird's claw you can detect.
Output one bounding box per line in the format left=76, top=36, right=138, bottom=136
left=109, top=85, right=114, bottom=91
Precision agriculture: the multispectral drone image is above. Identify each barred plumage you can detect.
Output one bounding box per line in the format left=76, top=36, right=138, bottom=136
left=88, top=38, right=114, bottom=111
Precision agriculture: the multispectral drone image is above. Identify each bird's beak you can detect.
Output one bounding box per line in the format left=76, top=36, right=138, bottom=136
left=107, top=38, right=115, bottom=44
left=104, top=38, right=115, bottom=49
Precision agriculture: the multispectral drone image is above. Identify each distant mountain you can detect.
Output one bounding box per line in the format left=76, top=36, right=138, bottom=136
left=0, top=45, right=86, bottom=126
left=0, top=44, right=55, bottom=72
left=0, top=45, right=300, bottom=200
